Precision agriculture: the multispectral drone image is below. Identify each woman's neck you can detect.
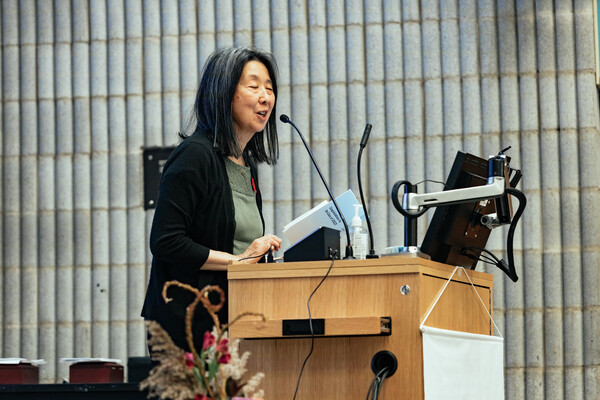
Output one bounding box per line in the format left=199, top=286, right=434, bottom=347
left=228, top=154, right=246, bottom=166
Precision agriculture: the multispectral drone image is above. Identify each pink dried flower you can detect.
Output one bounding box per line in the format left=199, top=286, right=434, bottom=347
left=203, top=331, right=215, bottom=350
left=215, top=338, right=228, bottom=353
left=217, top=353, right=231, bottom=364
left=184, top=352, right=195, bottom=370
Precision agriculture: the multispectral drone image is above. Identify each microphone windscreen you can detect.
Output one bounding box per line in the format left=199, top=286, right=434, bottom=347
left=279, top=114, right=290, bottom=123
left=360, top=123, right=372, bottom=148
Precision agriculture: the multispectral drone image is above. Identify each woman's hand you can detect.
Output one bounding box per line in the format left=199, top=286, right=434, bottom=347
left=203, top=234, right=282, bottom=270
left=238, top=234, right=282, bottom=263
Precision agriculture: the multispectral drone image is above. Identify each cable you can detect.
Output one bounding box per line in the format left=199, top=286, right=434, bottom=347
left=391, top=180, right=429, bottom=218
left=236, top=246, right=272, bottom=262
left=366, top=367, right=391, bottom=400
left=459, top=188, right=526, bottom=282
left=291, top=251, right=336, bottom=400
left=414, top=179, right=449, bottom=189
left=503, top=187, right=527, bottom=282
left=461, top=247, right=501, bottom=266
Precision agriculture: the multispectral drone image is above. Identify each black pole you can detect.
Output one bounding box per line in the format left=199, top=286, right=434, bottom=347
left=404, top=183, right=418, bottom=247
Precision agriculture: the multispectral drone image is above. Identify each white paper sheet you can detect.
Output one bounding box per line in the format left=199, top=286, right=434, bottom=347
left=59, top=357, right=122, bottom=364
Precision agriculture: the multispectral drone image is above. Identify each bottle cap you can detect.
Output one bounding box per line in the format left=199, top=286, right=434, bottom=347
left=352, top=204, right=363, bottom=227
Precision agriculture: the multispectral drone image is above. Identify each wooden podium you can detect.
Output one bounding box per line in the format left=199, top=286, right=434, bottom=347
left=228, top=255, right=494, bottom=399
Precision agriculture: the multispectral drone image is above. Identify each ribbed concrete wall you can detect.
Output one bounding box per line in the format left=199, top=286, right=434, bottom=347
left=1, top=1, right=598, bottom=397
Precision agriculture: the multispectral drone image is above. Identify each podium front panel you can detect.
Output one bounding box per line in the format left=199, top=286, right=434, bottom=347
left=228, top=256, right=493, bottom=399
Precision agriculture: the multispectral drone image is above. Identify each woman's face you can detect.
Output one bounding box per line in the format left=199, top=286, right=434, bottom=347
left=232, top=60, right=275, bottom=143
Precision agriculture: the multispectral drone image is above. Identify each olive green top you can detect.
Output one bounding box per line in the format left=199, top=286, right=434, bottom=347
left=224, top=157, right=263, bottom=256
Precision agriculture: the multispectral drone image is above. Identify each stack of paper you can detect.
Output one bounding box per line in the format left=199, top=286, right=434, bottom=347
left=282, top=189, right=364, bottom=246
left=60, top=358, right=122, bottom=364
left=0, top=358, right=46, bottom=365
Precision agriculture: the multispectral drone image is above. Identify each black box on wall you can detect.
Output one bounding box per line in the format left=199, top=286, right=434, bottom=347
left=143, top=146, right=175, bottom=210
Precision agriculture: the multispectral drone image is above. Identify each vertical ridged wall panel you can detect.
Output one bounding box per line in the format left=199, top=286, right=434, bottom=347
left=107, top=0, right=128, bottom=365
left=460, top=0, right=482, bottom=156
left=197, top=0, right=215, bottom=69
left=143, top=0, right=162, bottom=147
left=441, top=0, right=463, bottom=166
left=0, top=3, right=598, bottom=398
left=383, top=0, right=404, bottom=247
left=125, top=0, right=146, bottom=357
left=345, top=0, right=366, bottom=200
left=55, top=0, right=74, bottom=380
left=556, top=1, right=586, bottom=398
left=326, top=0, right=348, bottom=197
left=478, top=1, right=506, bottom=370
left=517, top=2, right=545, bottom=399
left=0, top=0, right=3, bottom=366
left=160, top=0, right=180, bottom=146
left=179, top=0, right=198, bottom=127
left=253, top=1, right=273, bottom=236
left=422, top=0, right=443, bottom=199
left=308, top=0, right=328, bottom=206
left=215, top=0, right=233, bottom=47
left=289, top=0, right=311, bottom=217
left=142, top=0, right=162, bottom=276
left=3, top=0, right=21, bottom=358
left=90, top=0, right=110, bottom=358
left=574, top=1, right=600, bottom=396
left=498, top=1, right=526, bottom=398
left=536, top=1, right=564, bottom=398
left=402, top=0, right=426, bottom=237
left=365, top=0, right=387, bottom=252
left=72, top=0, right=93, bottom=358
left=36, top=0, right=55, bottom=381
left=270, top=0, right=291, bottom=246
left=234, top=0, right=252, bottom=46
left=21, top=0, right=38, bottom=367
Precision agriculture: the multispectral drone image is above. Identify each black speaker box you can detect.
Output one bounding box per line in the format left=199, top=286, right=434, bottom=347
left=284, top=227, right=341, bottom=262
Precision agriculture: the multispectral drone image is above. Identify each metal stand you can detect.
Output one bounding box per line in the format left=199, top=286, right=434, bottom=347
left=382, top=183, right=431, bottom=259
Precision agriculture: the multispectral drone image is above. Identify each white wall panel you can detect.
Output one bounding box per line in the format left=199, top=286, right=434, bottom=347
left=20, top=0, right=39, bottom=368
left=2, top=0, right=21, bottom=359
left=55, top=0, right=75, bottom=380
left=0, top=3, right=598, bottom=398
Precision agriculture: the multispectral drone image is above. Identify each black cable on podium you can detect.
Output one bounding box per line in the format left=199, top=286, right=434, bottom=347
left=291, top=251, right=337, bottom=400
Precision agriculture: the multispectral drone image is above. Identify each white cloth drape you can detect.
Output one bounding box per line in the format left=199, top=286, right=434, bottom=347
left=420, top=267, right=504, bottom=400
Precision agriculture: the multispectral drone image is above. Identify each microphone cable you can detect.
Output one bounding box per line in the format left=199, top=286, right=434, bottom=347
left=237, top=246, right=273, bottom=262
left=291, top=250, right=337, bottom=400
left=365, top=366, right=391, bottom=400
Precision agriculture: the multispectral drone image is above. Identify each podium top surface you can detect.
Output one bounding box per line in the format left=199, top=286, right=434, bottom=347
left=228, top=254, right=493, bottom=287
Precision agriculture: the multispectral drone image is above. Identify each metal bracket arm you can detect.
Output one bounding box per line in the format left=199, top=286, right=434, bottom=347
left=404, top=176, right=506, bottom=212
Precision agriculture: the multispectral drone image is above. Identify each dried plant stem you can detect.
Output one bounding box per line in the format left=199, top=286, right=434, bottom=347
left=223, top=311, right=265, bottom=331
left=162, top=281, right=219, bottom=399
left=219, top=369, right=227, bottom=400
left=159, top=281, right=265, bottom=400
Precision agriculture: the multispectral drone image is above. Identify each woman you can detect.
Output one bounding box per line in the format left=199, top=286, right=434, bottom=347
left=142, top=47, right=282, bottom=351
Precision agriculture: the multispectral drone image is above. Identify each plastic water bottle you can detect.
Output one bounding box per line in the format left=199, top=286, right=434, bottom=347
left=350, top=204, right=368, bottom=259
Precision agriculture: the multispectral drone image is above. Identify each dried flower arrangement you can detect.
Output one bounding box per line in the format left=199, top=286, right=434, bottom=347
left=140, top=281, right=265, bottom=400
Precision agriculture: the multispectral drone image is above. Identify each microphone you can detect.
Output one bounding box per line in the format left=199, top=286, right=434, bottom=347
left=360, top=123, right=372, bottom=148
left=357, top=123, right=379, bottom=258
left=280, top=114, right=354, bottom=259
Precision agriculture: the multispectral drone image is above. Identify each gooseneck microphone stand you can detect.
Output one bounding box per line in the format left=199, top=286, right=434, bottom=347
left=357, top=123, right=379, bottom=258
left=280, top=114, right=354, bottom=259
